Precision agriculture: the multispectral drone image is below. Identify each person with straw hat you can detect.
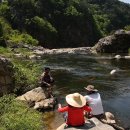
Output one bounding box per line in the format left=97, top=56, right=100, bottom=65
left=58, top=93, right=92, bottom=127
left=84, top=85, right=104, bottom=119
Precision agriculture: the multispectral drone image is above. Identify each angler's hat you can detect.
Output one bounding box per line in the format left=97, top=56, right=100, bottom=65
left=66, top=93, right=86, bottom=108
left=84, top=85, right=98, bottom=92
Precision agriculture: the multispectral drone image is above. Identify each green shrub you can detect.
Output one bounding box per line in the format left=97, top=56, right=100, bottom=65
left=13, top=60, right=43, bottom=94
left=0, top=17, right=38, bottom=46
left=0, top=47, right=13, bottom=57
left=0, top=1, right=9, bottom=17
left=124, top=25, right=130, bottom=31
left=0, top=95, right=43, bottom=130
left=7, top=30, right=38, bottom=45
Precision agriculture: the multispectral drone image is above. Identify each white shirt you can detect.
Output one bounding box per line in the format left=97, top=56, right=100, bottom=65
left=85, top=93, right=104, bottom=115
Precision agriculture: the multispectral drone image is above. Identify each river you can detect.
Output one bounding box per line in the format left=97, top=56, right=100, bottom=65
left=40, top=54, right=130, bottom=130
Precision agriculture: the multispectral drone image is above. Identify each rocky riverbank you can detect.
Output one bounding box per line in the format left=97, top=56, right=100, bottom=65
left=10, top=29, right=130, bottom=59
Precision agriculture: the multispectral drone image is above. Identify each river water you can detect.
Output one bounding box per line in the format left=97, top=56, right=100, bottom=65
left=41, top=54, right=130, bottom=130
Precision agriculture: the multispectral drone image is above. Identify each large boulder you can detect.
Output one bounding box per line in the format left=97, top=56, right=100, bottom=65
left=56, top=117, right=115, bottom=130
left=0, top=56, right=15, bottom=96
left=16, top=87, right=56, bottom=110
left=92, top=30, right=130, bottom=53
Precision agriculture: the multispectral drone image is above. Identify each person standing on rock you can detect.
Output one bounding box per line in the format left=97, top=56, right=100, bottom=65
left=84, top=85, right=104, bottom=119
left=40, top=67, right=54, bottom=98
left=58, top=93, right=92, bottom=127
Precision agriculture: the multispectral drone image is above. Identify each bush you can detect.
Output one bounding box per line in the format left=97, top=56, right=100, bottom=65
left=13, top=60, right=43, bottom=94
left=0, top=17, right=38, bottom=46
left=0, top=95, right=43, bottom=130
left=0, top=47, right=13, bottom=57
left=124, top=25, right=130, bottom=31
left=8, top=30, right=38, bottom=45
left=0, top=1, right=9, bottom=17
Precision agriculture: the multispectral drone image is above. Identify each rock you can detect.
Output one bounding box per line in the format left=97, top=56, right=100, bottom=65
left=0, top=56, right=15, bottom=96
left=29, top=54, right=37, bottom=60
left=14, top=53, right=23, bottom=58
left=124, top=56, right=130, bottom=59
left=36, top=55, right=41, bottom=59
left=34, top=98, right=55, bottom=109
left=56, top=117, right=115, bottom=130
left=110, top=69, right=117, bottom=75
left=92, top=29, right=130, bottom=53
left=16, top=87, right=56, bottom=110
left=33, top=50, right=45, bottom=55
left=114, top=29, right=126, bottom=35
left=115, top=55, right=121, bottom=59
left=29, top=55, right=41, bottom=60
left=33, top=47, right=93, bottom=55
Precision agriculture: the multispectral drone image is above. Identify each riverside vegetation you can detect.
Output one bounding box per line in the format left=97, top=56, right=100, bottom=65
left=0, top=0, right=130, bottom=130
left=0, top=47, right=46, bottom=130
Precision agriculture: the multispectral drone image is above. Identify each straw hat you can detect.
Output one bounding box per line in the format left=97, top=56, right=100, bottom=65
left=66, top=93, right=86, bottom=108
left=84, top=85, right=98, bottom=92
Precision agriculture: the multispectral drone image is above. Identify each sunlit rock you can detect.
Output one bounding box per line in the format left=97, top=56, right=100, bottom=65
left=16, top=87, right=56, bottom=110
left=92, top=30, right=130, bottom=53
left=14, top=53, right=23, bottom=58
left=124, top=56, right=130, bottom=59
left=56, top=117, right=115, bottom=130
left=29, top=54, right=37, bottom=60
left=110, top=69, right=117, bottom=75
left=115, top=55, right=121, bottom=59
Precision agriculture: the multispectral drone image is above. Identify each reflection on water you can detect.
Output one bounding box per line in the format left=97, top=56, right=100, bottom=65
left=41, top=54, right=130, bottom=129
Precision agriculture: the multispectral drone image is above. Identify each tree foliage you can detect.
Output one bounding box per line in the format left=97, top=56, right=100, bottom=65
left=0, top=0, right=130, bottom=47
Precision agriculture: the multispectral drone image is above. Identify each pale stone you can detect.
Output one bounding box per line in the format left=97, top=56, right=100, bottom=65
left=16, top=87, right=46, bottom=101
left=14, top=53, right=22, bottom=58
left=115, top=55, right=121, bottom=59
left=29, top=54, right=37, bottom=60
left=56, top=118, right=115, bottom=130
left=16, top=87, right=56, bottom=110
left=124, top=56, right=130, bottom=59
left=110, top=69, right=117, bottom=75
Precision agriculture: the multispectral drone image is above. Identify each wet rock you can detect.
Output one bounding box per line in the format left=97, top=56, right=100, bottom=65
left=16, top=87, right=56, bottom=110
left=92, top=30, right=130, bottom=53
left=56, top=117, right=115, bottom=130
left=0, top=56, right=15, bottom=96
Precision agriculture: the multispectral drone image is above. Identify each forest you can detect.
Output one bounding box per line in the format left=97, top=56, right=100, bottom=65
left=0, top=0, right=130, bottom=48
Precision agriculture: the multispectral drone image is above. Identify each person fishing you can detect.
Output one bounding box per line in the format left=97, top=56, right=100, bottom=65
left=58, top=93, right=92, bottom=127
left=84, top=85, right=104, bottom=119
left=84, top=85, right=125, bottom=130
left=40, top=67, right=54, bottom=98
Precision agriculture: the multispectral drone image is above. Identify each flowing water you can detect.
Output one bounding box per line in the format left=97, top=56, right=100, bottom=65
left=40, top=54, right=130, bottom=130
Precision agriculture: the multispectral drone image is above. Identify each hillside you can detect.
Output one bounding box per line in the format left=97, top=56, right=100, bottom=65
left=0, top=0, right=130, bottom=48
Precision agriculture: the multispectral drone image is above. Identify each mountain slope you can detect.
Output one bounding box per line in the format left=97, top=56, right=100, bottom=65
left=0, top=0, right=130, bottom=48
